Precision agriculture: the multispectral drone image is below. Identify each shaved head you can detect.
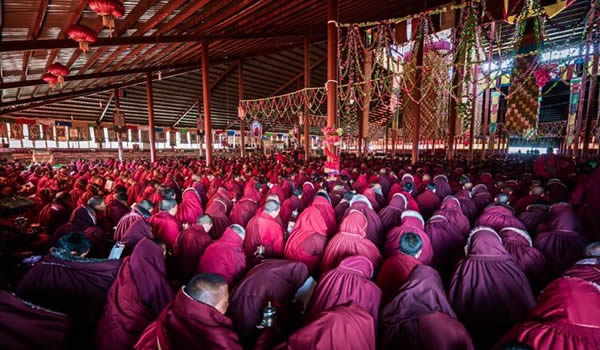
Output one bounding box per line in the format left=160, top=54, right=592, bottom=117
left=531, top=185, right=544, bottom=196
left=585, top=242, right=600, bottom=257
left=185, top=274, right=229, bottom=314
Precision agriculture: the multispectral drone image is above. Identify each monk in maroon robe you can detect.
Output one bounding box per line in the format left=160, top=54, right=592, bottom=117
left=134, top=274, right=242, bottom=350
left=230, top=195, right=259, bottom=228
left=0, top=290, right=71, bottom=350
left=534, top=228, right=588, bottom=278
left=501, top=277, right=600, bottom=350
left=378, top=192, right=408, bottom=232
left=432, top=175, right=453, bottom=199
left=39, top=191, right=72, bottom=236
left=307, top=256, right=381, bottom=327
left=476, top=202, right=526, bottom=233
left=228, top=259, right=309, bottom=347
left=175, top=188, right=204, bottom=226
left=518, top=204, right=548, bottom=235
left=150, top=199, right=180, bottom=249
left=244, top=200, right=285, bottom=259
left=301, top=181, right=317, bottom=207
left=449, top=227, right=535, bottom=349
left=321, top=210, right=382, bottom=273
left=425, top=214, right=465, bottom=282
left=16, top=233, right=120, bottom=347
left=471, top=184, right=493, bottom=211
left=280, top=188, right=305, bottom=226
left=564, top=257, right=600, bottom=284
left=198, top=225, right=247, bottom=287
left=106, top=192, right=130, bottom=230
left=173, top=214, right=213, bottom=282
left=499, top=227, right=548, bottom=292
left=435, top=196, right=470, bottom=237
left=97, top=238, right=174, bottom=350
left=342, top=194, right=383, bottom=247
left=381, top=265, right=474, bottom=350
left=114, top=202, right=154, bottom=252
left=275, top=303, right=375, bottom=350
left=205, top=197, right=231, bottom=239
left=416, top=183, right=442, bottom=220
left=384, top=211, right=433, bottom=265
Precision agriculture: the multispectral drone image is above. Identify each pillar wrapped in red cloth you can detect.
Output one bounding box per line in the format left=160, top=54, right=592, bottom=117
left=0, top=290, right=71, bottom=350
left=501, top=277, right=600, bottom=350
left=381, top=265, right=474, bottom=350
left=275, top=303, right=375, bottom=350
left=97, top=238, right=174, bottom=350
left=197, top=226, right=247, bottom=287
left=449, top=227, right=535, bottom=349
left=307, top=256, right=381, bottom=327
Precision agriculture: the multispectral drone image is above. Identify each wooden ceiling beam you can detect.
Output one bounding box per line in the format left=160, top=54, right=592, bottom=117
left=269, top=54, right=326, bottom=96
left=97, top=92, right=115, bottom=123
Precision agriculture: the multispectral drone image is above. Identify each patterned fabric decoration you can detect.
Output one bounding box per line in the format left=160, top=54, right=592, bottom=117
left=250, top=120, right=262, bottom=139
left=141, top=130, right=149, bottom=143
left=567, top=77, right=582, bottom=144
left=56, top=126, right=67, bottom=141
left=10, top=123, right=23, bottom=139
left=169, top=131, right=176, bottom=146
left=29, top=125, right=41, bottom=140
left=157, top=132, right=166, bottom=143
left=190, top=132, right=198, bottom=144
left=43, top=125, right=55, bottom=140
left=69, top=127, right=79, bottom=141
left=80, top=127, right=91, bottom=141
left=0, top=123, right=8, bottom=139
left=131, top=130, right=139, bottom=142
left=94, top=127, right=105, bottom=143
left=108, top=129, right=117, bottom=142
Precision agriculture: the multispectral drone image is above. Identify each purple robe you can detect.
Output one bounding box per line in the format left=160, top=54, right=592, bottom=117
left=534, top=228, right=588, bottom=277
left=564, top=258, right=600, bottom=284
left=475, top=204, right=526, bottom=232
left=518, top=204, right=548, bottom=235
left=173, top=224, right=212, bottom=282
left=424, top=215, right=465, bottom=282
left=471, top=184, right=492, bottom=211
left=39, top=202, right=71, bottom=236
left=378, top=193, right=408, bottom=232
left=0, top=290, right=71, bottom=350
left=416, top=190, right=441, bottom=220
left=449, top=227, right=535, bottom=349
left=342, top=200, right=383, bottom=247
left=500, top=227, right=548, bottom=292
left=107, top=199, right=130, bottom=229
left=432, top=175, right=453, bottom=200
left=205, top=199, right=231, bottom=240
left=381, top=265, right=474, bottom=350
left=117, top=216, right=153, bottom=253
left=229, top=197, right=259, bottom=228
left=228, top=259, right=309, bottom=346
left=434, top=196, right=470, bottom=237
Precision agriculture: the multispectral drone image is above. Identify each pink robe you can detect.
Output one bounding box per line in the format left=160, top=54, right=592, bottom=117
left=134, top=290, right=242, bottom=350
left=564, top=258, right=600, bottom=284
left=501, top=277, right=600, bottom=350
left=434, top=196, right=470, bottom=237
left=280, top=196, right=304, bottom=225
left=342, top=201, right=383, bottom=247
left=205, top=199, right=231, bottom=240
left=197, top=226, right=247, bottom=287
left=378, top=193, right=408, bottom=232
left=150, top=211, right=180, bottom=248
left=307, top=256, right=381, bottom=327
left=475, top=204, right=526, bottom=232
left=244, top=211, right=285, bottom=258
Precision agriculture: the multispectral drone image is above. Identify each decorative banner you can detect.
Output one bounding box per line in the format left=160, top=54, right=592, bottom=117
left=10, top=123, right=23, bottom=139
left=80, top=127, right=90, bottom=141
left=131, top=130, right=139, bottom=142
left=108, top=129, right=117, bottom=142
left=113, top=108, right=126, bottom=130
left=157, top=132, right=166, bottom=143
left=55, top=121, right=72, bottom=127
left=567, top=77, right=582, bottom=144
left=141, top=130, right=149, bottom=143
left=237, top=105, right=246, bottom=120
left=0, top=123, right=8, bottom=139
left=190, top=132, right=198, bottom=144
left=169, top=132, right=176, bottom=146
left=197, top=116, right=204, bottom=132
left=94, top=127, right=104, bottom=143
left=43, top=124, right=54, bottom=141
left=250, top=120, right=262, bottom=139
left=29, top=125, right=41, bottom=140
left=56, top=126, right=67, bottom=141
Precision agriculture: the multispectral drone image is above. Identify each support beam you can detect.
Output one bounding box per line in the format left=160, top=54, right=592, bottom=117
left=0, top=30, right=320, bottom=53
left=197, top=98, right=203, bottom=158
left=239, top=61, right=245, bottom=157
left=325, top=0, right=338, bottom=173
left=146, top=72, right=157, bottom=162
left=114, top=88, right=124, bottom=162
left=304, top=35, right=311, bottom=160
left=202, top=41, right=213, bottom=166
left=270, top=55, right=327, bottom=97
left=412, top=20, right=425, bottom=165
left=97, top=92, right=114, bottom=123
left=582, top=49, right=599, bottom=160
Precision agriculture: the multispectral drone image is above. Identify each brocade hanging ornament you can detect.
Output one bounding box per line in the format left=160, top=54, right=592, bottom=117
left=322, top=127, right=342, bottom=174
left=66, top=24, right=97, bottom=53
left=250, top=120, right=262, bottom=139
left=48, top=63, right=69, bottom=86
left=88, top=0, right=124, bottom=35
left=112, top=108, right=126, bottom=132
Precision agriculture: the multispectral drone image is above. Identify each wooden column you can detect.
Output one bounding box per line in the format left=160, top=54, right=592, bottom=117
left=326, top=0, right=338, bottom=129
left=468, top=63, right=478, bottom=161
left=114, top=88, right=124, bottom=162
left=239, top=61, right=245, bottom=158
left=145, top=72, right=156, bottom=162
left=197, top=99, right=203, bottom=158
left=412, top=20, right=425, bottom=165
left=304, top=35, right=311, bottom=160
left=481, top=22, right=495, bottom=158
left=202, top=41, right=213, bottom=166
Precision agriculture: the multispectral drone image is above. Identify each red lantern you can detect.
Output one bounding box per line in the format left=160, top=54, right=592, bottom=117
left=89, top=0, right=124, bottom=33
left=66, top=24, right=97, bottom=53
left=42, top=73, right=59, bottom=89
left=48, top=63, right=69, bottom=86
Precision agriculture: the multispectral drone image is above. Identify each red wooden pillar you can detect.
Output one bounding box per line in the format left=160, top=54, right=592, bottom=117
left=412, top=19, right=425, bottom=165
left=202, top=41, right=213, bottom=166
left=239, top=61, right=245, bottom=158
left=325, top=0, right=338, bottom=172
left=304, top=35, right=311, bottom=160
left=114, top=88, right=124, bottom=161
left=145, top=72, right=156, bottom=162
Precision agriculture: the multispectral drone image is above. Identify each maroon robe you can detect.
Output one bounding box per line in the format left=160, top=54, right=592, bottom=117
left=534, top=228, right=588, bottom=277
left=116, top=216, right=153, bottom=253
left=424, top=215, right=465, bottom=282
left=173, top=224, right=212, bottom=282
left=175, top=189, right=204, bottom=226
left=499, top=227, right=548, bottom=292
left=571, top=167, right=600, bottom=241
left=378, top=193, right=408, bottom=232
left=244, top=211, right=285, bottom=259
left=307, top=256, right=381, bottom=327
left=39, top=202, right=72, bottom=236
left=197, top=226, right=247, bottom=287
left=471, top=184, right=492, bottom=211
left=376, top=252, right=422, bottom=302
left=310, top=195, right=337, bottom=236
left=384, top=212, right=433, bottom=265
left=0, top=290, right=71, bottom=350
left=449, top=227, right=535, bottom=349
left=475, top=204, right=526, bottom=232
left=276, top=303, right=375, bottom=350
left=342, top=198, right=383, bottom=247
left=228, top=259, right=309, bottom=346
left=16, top=252, right=120, bottom=347
left=501, top=277, right=600, bottom=350
left=229, top=197, right=259, bottom=228
left=150, top=211, right=180, bottom=249
left=97, top=239, right=174, bottom=350
left=518, top=204, right=548, bottom=235
left=301, top=182, right=317, bottom=207
left=280, top=196, right=304, bottom=225
left=134, top=289, right=242, bottom=350
left=334, top=200, right=350, bottom=223
left=432, top=175, right=453, bottom=199
left=205, top=198, right=231, bottom=240
left=434, top=196, right=470, bottom=237
left=107, top=199, right=130, bottom=229
left=381, top=265, right=474, bottom=350
left=416, top=189, right=442, bottom=220
left=564, top=258, right=600, bottom=284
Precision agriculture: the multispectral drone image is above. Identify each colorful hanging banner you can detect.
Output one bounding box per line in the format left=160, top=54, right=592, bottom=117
left=55, top=121, right=72, bottom=127
left=0, top=123, right=8, bottom=139
left=56, top=126, right=67, bottom=141
left=29, top=125, right=41, bottom=140
left=190, top=132, right=198, bottom=144
left=10, top=123, right=23, bottom=139
left=43, top=124, right=54, bottom=141
left=108, top=129, right=118, bottom=142
left=141, top=130, right=150, bottom=143
left=80, top=127, right=91, bottom=141
left=489, top=91, right=501, bottom=133
left=169, top=132, right=176, bottom=146
left=567, top=77, right=582, bottom=144
left=131, top=130, right=139, bottom=142
left=94, top=127, right=104, bottom=143
left=157, top=132, right=166, bottom=143
left=69, top=127, right=79, bottom=141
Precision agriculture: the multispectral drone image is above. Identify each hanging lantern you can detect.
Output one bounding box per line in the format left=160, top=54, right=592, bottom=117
left=66, top=24, right=97, bottom=53
left=89, top=0, right=125, bottom=34
left=42, top=73, right=59, bottom=89
left=48, top=63, right=70, bottom=86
